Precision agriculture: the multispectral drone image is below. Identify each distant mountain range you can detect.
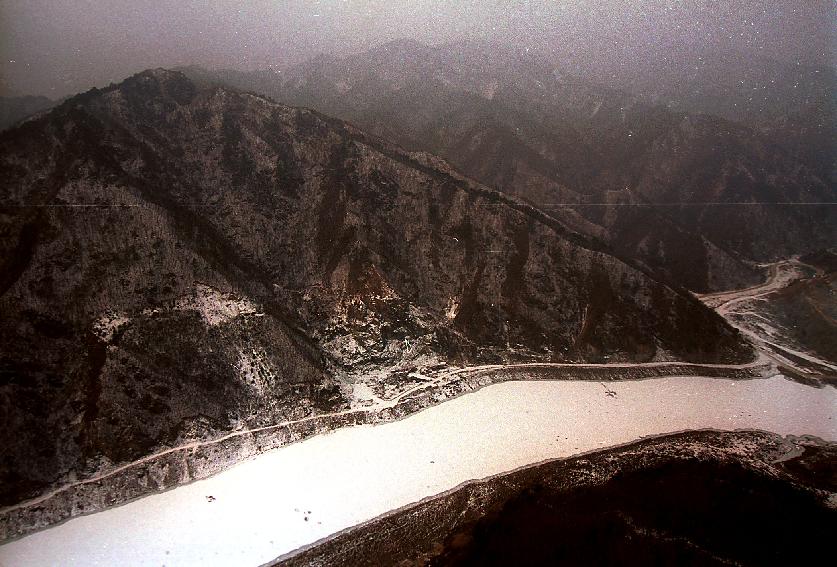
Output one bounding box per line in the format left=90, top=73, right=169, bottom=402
left=180, top=39, right=836, bottom=293
left=613, top=51, right=836, bottom=184
left=0, top=69, right=751, bottom=508
left=0, top=95, right=54, bottom=131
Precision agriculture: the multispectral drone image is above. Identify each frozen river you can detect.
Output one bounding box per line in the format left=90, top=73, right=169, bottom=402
left=1, top=375, right=835, bottom=567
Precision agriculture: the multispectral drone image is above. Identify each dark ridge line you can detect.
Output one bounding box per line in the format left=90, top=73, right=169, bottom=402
left=0, top=67, right=732, bottom=299
left=92, top=66, right=709, bottom=307
left=2, top=68, right=749, bottom=361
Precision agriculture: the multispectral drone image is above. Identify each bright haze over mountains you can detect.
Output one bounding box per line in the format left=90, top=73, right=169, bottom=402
left=0, top=1, right=836, bottom=563
left=0, top=0, right=833, bottom=98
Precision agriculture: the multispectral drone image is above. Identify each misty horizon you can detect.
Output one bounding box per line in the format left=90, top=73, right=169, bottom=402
left=1, top=0, right=834, bottom=99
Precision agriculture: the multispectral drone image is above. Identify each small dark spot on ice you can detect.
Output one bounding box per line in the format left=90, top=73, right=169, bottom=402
left=304, top=516, right=309, bottom=522
left=205, top=495, right=216, bottom=502
left=601, top=383, right=617, bottom=398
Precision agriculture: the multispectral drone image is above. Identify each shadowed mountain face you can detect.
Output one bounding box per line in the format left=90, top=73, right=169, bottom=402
left=603, top=51, right=837, bottom=184
left=182, top=40, right=836, bottom=292
left=0, top=70, right=749, bottom=507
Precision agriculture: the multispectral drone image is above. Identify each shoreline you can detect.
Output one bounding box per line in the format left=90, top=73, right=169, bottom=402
left=271, top=429, right=836, bottom=567
left=0, top=359, right=773, bottom=543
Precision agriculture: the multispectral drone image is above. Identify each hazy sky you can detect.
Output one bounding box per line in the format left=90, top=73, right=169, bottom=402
left=1, top=0, right=834, bottom=97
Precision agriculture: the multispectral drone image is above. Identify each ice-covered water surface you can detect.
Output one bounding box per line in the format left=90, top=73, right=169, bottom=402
left=1, top=375, right=835, bottom=567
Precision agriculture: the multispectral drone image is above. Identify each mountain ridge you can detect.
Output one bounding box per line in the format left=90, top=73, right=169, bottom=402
left=1, top=68, right=749, bottom=514
left=180, top=39, right=835, bottom=292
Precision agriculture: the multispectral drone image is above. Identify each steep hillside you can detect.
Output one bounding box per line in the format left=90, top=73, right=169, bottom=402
left=183, top=40, right=835, bottom=292
left=0, top=70, right=749, bottom=509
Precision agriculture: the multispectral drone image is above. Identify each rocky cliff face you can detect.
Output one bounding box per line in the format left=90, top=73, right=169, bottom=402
left=0, top=70, right=749, bottom=508
left=185, top=40, right=835, bottom=292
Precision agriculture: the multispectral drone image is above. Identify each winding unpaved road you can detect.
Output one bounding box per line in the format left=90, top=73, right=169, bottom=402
left=699, top=261, right=796, bottom=310
left=698, top=258, right=837, bottom=376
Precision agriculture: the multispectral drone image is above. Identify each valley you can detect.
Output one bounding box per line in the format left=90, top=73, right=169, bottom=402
left=0, top=354, right=772, bottom=543
left=1, top=5, right=834, bottom=563
left=0, top=69, right=755, bottom=531
left=0, top=70, right=833, bottom=564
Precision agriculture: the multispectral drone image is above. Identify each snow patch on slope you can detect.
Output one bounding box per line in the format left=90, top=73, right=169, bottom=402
left=92, top=312, right=131, bottom=342
left=174, top=284, right=259, bottom=326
